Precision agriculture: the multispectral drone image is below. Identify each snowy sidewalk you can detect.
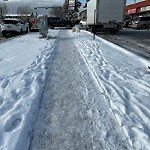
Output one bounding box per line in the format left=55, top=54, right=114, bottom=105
left=0, top=29, right=150, bottom=150
left=29, top=30, right=129, bottom=150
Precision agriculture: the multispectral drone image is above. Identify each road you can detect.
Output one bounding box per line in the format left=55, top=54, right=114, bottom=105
left=97, top=29, right=150, bottom=59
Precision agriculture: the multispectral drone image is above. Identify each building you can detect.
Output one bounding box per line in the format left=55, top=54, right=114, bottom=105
left=125, top=0, right=150, bottom=19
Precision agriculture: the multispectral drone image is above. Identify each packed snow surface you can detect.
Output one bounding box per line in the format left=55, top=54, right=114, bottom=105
left=0, top=29, right=150, bottom=150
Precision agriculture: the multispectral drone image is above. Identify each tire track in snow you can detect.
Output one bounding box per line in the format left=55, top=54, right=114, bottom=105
left=71, top=31, right=150, bottom=149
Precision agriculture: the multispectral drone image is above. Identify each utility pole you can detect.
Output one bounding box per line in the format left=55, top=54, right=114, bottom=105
left=93, top=9, right=96, bottom=40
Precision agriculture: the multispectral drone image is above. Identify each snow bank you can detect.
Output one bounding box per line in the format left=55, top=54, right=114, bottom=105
left=0, top=31, right=59, bottom=150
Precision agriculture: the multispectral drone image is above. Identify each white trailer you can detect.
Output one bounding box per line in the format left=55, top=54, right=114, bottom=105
left=87, top=0, right=126, bottom=34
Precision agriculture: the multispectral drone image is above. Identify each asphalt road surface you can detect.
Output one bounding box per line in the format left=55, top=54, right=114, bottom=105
left=97, top=29, right=150, bottom=59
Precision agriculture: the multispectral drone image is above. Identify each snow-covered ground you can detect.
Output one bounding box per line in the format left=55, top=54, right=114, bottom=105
left=0, top=29, right=150, bottom=150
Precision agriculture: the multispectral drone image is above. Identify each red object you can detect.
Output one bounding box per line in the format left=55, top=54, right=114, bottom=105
left=31, top=20, right=39, bottom=24
left=128, top=8, right=136, bottom=14
left=125, top=0, right=150, bottom=15
left=134, top=21, right=139, bottom=24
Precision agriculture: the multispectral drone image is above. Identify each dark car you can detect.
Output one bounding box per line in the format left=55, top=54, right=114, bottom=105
left=123, top=18, right=135, bottom=28
left=47, top=17, right=73, bottom=29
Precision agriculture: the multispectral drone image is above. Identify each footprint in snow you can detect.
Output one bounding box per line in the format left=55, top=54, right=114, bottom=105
left=1, top=79, right=10, bottom=89
left=44, top=45, right=48, bottom=49
left=11, top=89, right=21, bottom=101
left=147, top=66, right=150, bottom=73
left=11, top=69, right=23, bottom=77
left=5, top=113, right=22, bottom=132
left=0, top=96, right=4, bottom=106
left=36, top=56, right=42, bottom=64
left=24, top=77, right=33, bottom=87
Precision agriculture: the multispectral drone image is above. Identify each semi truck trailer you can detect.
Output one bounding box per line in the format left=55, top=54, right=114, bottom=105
left=87, top=0, right=126, bottom=34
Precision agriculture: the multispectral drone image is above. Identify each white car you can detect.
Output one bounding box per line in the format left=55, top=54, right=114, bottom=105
left=1, top=18, right=29, bottom=37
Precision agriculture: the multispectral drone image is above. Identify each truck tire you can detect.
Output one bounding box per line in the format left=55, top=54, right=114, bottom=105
left=2, top=32, right=10, bottom=38
left=2, top=33, right=7, bottom=38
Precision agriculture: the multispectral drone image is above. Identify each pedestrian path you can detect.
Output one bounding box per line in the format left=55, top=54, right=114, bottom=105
left=29, top=30, right=129, bottom=150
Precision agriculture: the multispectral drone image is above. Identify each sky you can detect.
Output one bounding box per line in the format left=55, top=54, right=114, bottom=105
left=0, top=28, right=150, bottom=150
left=0, top=0, right=145, bottom=14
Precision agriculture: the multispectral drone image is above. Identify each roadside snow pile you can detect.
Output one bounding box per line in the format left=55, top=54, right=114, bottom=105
left=70, top=30, right=150, bottom=150
left=0, top=31, right=59, bottom=150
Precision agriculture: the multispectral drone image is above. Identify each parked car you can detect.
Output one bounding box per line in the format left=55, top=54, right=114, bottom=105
left=123, top=18, right=135, bottom=28
left=47, top=17, right=73, bottom=29
left=131, top=16, right=150, bottom=29
left=1, top=18, right=28, bottom=37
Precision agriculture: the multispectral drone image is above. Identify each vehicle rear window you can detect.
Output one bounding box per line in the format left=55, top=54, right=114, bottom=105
left=3, top=20, right=18, bottom=25
left=140, top=17, right=150, bottom=21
